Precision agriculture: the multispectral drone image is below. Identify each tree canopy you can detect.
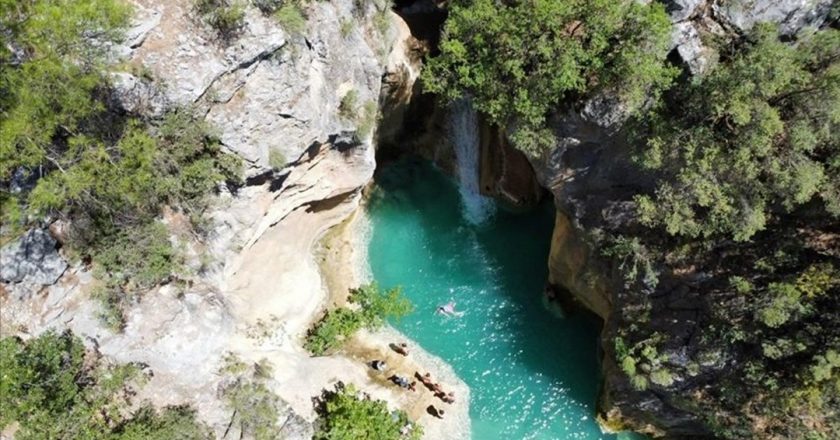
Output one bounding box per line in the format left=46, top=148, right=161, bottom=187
left=314, top=383, right=422, bottom=440
left=422, top=0, right=676, bottom=154
left=633, top=24, right=840, bottom=242
left=0, top=330, right=211, bottom=439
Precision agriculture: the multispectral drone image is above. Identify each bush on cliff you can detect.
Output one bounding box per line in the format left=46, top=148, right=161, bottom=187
left=194, top=0, right=246, bottom=37
left=0, top=330, right=211, bottom=439
left=0, top=0, right=242, bottom=328
left=304, top=284, right=413, bottom=355
left=422, top=0, right=676, bottom=155
left=611, top=23, right=840, bottom=439
left=313, top=382, right=422, bottom=440
left=633, top=24, right=840, bottom=242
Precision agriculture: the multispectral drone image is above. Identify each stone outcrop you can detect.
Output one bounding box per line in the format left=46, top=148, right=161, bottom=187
left=478, top=119, right=543, bottom=209
left=114, top=0, right=392, bottom=175
left=2, top=0, right=446, bottom=438
left=666, top=0, right=834, bottom=75
left=714, top=0, right=834, bottom=35
left=0, top=228, right=67, bottom=287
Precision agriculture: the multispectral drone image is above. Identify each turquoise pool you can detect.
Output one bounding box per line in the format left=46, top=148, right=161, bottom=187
left=367, top=158, right=627, bottom=440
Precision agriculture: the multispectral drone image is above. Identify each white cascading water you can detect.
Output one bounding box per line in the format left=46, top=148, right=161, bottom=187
left=449, top=99, right=496, bottom=224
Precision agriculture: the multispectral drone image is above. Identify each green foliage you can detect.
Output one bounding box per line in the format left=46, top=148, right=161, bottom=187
left=314, top=383, right=421, bottom=440
left=0, top=0, right=242, bottom=329
left=350, top=283, right=413, bottom=327
left=338, top=90, right=378, bottom=141
left=729, top=276, right=753, bottom=294
left=373, top=6, right=390, bottom=36
left=614, top=335, right=674, bottom=391
left=115, top=406, right=211, bottom=440
left=304, top=284, right=413, bottom=355
left=195, top=0, right=245, bottom=37
left=340, top=18, right=354, bottom=38
left=268, top=148, right=287, bottom=170
left=650, top=368, right=674, bottom=387
left=304, top=308, right=364, bottom=356
left=356, top=100, right=379, bottom=141
left=0, top=0, right=130, bottom=180
left=0, top=331, right=209, bottom=439
left=422, top=0, right=676, bottom=155
left=602, top=235, right=658, bottom=291
left=339, top=89, right=359, bottom=120
left=275, top=3, right=307, bottom=35
left=633, top=25, right=840, bottom=241
left=219, top=354, right=282, bottom=440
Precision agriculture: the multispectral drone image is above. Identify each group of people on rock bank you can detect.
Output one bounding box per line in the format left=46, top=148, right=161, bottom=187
left=369, top=341, right=456, bottom=423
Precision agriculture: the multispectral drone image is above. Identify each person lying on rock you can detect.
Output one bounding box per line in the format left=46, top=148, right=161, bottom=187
left=390, top=342, right=409, bottom=356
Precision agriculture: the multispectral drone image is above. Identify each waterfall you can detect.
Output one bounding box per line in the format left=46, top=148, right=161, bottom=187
left=449, top=99, right=496, bottom=225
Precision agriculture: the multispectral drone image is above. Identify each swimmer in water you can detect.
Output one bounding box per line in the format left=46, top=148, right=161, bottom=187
left=436, top=301, right=464, bottom=317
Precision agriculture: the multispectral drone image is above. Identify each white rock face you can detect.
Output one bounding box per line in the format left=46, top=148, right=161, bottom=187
left=115, top=0, right=390, bottom=175
left=672, top=21, right=715, bottom=75
left=715, top=0, right=834, bottom=35
left=3, top=0, right=443, bottom=437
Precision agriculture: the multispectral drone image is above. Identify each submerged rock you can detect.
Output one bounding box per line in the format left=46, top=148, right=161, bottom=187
left=0, top=228, right=67, bottom=286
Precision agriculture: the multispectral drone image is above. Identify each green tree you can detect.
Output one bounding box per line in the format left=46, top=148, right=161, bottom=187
left=0, top=0, right=242, bottom=328
left=314, top=383, right=421, bottom=440
left=0, top=331, right=210, bottom=439
left=305, top=284, right=413, bottom=355
left=633, top=24, right=840, bottom=241
left=422, top=0, right=676, bottom=154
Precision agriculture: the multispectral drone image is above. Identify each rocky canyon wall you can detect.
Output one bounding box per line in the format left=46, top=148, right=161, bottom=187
left=0, top=0, right=425, bottom=436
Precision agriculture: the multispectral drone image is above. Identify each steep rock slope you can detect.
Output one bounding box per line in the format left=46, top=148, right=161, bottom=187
left=524, top=1, right=837, bottom=437
left=0, top=1, right=466, bottom=438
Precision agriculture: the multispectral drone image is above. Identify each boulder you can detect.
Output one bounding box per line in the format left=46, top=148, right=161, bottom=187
left=0, top=228, right=67, bottom=285
left=672, top=21, right=715, bottom=75
left=664, top=0, right=704, bottom=22
left=715, top=0, right=834, bottom=35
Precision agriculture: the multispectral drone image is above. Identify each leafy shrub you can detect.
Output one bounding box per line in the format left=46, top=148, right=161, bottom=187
left=314, top=382, right=421, bottom=440
left=252, top=0, right=282, bottom=14
left=304, top=308, right=365, bottom=355
left=304, top=284, right=413, bottom=355
left=338, top=89, right=359, bottom=120
left=0, top=0, right=243, bottom=328
left=338, top=90, right=378, bottom=141
left=632, top=24, right=840, bottom=241
left=276, top=3, right=307, bottom=35
left=0, top=331, right=210, bottom=439
left=195, top=0, right=245, bottom=37
left=340, top=18, right=354, bottom=38
left=268, top=148, right=287, bottom=170
left=219, top=354, right=283, bottom=440
left=355, top=101, right=378, bottom=141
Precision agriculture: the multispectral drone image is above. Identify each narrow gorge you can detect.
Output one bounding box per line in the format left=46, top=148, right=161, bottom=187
left=2, top=0, right=838, bottom=439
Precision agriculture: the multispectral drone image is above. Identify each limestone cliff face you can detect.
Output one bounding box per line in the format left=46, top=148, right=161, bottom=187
left=0, top=1, right=421, bottom=436
left=521, top=0, right=835, bottom=437
left=477, top=119, right=543, bottom=210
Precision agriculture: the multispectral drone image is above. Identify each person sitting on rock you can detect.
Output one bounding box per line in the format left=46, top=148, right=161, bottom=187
left=371, top=360, right=386, bottom=371
left=390, top=374, right=410, bottom=388
left=427, top=405, right=444, bottom=419
left=443, top=391, right=455, bottom=404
